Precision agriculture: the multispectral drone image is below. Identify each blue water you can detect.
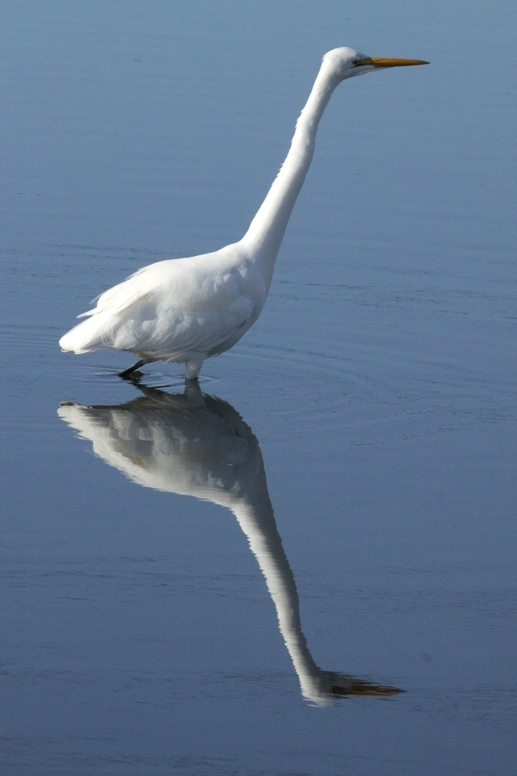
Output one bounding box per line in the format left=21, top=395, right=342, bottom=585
left=1, top=3, right=516, bottom=775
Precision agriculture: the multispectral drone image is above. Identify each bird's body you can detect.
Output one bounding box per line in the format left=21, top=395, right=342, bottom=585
left=62, top=244, right=265, bottom=378
left=60, top=47, right=427, bottom=379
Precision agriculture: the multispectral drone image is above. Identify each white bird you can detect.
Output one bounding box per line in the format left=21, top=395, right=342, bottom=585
left=59, top=47, right=428, bottom=380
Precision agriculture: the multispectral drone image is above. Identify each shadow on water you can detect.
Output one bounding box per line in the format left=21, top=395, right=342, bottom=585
left=58, top=381, right=402, bottom=706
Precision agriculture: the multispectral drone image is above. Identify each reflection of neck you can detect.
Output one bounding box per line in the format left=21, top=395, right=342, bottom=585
left=223, top=477, right=323, bottom=703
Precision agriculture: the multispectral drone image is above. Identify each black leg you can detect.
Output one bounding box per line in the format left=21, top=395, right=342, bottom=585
left=118, top=359, right=147, bottom=379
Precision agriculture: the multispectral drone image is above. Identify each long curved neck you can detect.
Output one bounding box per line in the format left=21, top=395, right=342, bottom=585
left=241, top=59, right=341, bottom=287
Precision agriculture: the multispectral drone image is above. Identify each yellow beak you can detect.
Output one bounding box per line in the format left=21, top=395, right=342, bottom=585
left=370, top=57, right=429, bottom=68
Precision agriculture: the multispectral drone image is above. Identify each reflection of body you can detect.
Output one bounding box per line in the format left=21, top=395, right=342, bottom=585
left=59, top=384, right=402, bottom=705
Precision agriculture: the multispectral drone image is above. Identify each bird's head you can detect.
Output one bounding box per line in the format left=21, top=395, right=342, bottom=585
left=323, top=46, right=428, bottom=81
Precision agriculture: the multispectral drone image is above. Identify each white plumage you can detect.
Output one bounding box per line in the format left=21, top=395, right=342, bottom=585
left=59, top=47, right=427, bottom=379
left=61, top=247, right=264, bottom=378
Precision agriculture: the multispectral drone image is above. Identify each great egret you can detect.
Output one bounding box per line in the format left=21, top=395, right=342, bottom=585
left=59, top=47, right=428, bottom=379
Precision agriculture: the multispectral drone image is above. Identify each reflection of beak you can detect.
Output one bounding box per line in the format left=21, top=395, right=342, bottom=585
left=332, top=678, right=404, bottom=697
left=370, top=57, right=429, bottom=68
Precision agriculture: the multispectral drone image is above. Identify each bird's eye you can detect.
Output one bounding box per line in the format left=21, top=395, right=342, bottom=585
left=353, top=57, right=371, bottom=67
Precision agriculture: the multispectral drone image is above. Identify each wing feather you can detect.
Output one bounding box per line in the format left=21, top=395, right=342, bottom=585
left=62, top=249, right=263, bottom=359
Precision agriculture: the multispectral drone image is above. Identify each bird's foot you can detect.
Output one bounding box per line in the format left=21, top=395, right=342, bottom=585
left=118, top=359, right=147, bottom=379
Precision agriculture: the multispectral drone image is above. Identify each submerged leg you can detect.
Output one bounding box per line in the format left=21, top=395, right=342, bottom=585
left=118, top=359, right=148, bottom=379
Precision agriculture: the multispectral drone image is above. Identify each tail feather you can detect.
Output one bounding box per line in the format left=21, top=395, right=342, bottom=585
left=59, top=311, right=114, bottom=354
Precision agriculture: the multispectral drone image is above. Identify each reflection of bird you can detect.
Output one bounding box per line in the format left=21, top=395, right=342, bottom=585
left=59, top=48, right=427, bottom=380
left=59, top=383, right=403, bottom=704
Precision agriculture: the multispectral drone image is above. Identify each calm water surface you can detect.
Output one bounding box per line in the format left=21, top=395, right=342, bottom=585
left=1, top=3, right=516, bottom=775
